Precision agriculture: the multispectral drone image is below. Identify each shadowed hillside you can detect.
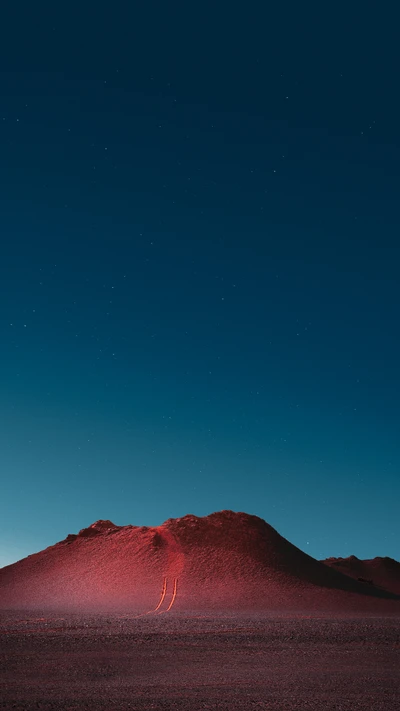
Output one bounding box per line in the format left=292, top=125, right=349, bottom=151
left=1, top=511, right=399, bottom=613
left=321, top=555, right=400, bottom=596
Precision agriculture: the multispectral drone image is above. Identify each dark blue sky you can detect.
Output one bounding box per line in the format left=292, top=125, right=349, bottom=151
left=1, top=5, right=399, bottom=566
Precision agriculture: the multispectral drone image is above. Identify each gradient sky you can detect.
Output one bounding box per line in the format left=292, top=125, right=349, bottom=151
left=1, top=5, right=399, bottom=567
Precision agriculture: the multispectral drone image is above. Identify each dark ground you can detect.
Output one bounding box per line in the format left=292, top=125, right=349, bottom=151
left=1, top=611, right=399, bottom=710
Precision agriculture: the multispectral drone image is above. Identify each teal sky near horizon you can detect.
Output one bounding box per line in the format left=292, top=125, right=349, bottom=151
left=0, top=4, right=399, bottom=567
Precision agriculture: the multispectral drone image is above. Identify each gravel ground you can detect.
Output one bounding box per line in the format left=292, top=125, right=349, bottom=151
left=1, top=612, right=399, bottom=710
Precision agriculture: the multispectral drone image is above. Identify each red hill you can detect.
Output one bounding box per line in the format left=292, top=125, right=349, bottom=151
left=1, top=511, right=399, bottom=614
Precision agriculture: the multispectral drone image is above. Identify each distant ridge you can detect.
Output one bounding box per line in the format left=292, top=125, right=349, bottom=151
left=1, top=510, right=399, bottom=613
left=321, top=555, right=400, bottom=596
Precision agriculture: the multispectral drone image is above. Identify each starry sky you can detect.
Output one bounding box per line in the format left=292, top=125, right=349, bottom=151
left=1, top=5, right=399, bottom=567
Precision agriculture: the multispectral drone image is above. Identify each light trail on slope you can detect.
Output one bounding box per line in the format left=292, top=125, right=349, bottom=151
left=156, top=577, right=178, bottom=614
left=119, top=525, right=184, bottom=619
left=151, top=525, right=183, bottom=615
left=151, top=576, right=167, bottom=612
left=165, top=577, right=178, bottom=611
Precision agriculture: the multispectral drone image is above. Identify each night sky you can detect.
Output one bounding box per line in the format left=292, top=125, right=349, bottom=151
left=1, top=5, right=399, bottom=567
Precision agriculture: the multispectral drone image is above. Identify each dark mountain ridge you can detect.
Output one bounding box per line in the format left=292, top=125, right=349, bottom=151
left=321, top=554, right=400, bottom=595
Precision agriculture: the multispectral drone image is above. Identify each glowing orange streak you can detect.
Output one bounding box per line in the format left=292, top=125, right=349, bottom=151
left=151, top=576, right=167, bottom=612
left=165, top=577, right=178, bottom=612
